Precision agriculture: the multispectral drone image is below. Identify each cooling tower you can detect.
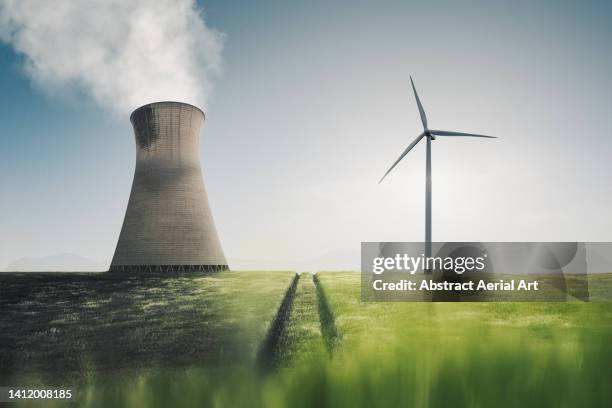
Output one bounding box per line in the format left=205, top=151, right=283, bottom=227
left=110, top=101, right=228, bottom=273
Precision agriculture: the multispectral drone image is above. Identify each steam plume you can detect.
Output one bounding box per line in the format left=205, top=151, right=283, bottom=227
left=0, top=0, right=223, bottom=115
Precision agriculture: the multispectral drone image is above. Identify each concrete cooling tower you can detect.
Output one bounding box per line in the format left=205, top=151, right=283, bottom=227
left=110, top=101, right=228, bottom=273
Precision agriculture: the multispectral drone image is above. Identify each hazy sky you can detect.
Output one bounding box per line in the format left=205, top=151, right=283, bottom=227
left=1, top=0, right=611, bottom=271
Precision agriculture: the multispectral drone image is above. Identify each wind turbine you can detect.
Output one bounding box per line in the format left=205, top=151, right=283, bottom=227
left=379, top=76, right=496, bottom=273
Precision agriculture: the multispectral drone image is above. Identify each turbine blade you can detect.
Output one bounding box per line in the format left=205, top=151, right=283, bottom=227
left=410, top=76, right=427, bottom=130
left=379, top=133, right=425, bottom=184
left=429, top=130, right=497, bottom=138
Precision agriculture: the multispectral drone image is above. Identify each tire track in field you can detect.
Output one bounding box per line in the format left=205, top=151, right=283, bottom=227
left=313, top=273, right=341, bottom=356
left=255, top=273, right=300, bottom=372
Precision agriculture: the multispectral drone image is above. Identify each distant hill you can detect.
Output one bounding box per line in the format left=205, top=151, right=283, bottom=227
left=586, top=243, right=612, bottom=273
left=3, top=253, right=106, bottom=272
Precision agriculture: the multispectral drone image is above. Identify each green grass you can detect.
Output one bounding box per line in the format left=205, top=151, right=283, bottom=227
left=2, top=271, right=612, bottom=407
left=314, top=272, right=612, bottom=407
left=276, top=273, right=328, bottom=365
left=319, top=272, right=612, bottom=350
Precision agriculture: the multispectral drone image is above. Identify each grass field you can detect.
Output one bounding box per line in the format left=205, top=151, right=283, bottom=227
left=1, top=271, right=611, bottom=407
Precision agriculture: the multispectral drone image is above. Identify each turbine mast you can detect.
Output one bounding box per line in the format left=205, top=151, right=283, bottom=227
left=425, top=134, right=432, bottom=274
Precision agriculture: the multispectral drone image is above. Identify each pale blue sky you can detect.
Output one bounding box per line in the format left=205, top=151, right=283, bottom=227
left=1, top=0, right=611, bottom=270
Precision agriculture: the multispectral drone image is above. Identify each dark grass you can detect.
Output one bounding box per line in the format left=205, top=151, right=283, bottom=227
left=0, top=271, right=294, bottom=385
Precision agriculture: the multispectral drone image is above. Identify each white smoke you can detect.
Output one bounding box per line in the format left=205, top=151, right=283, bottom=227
left=0, top=0, right=223, bottom=115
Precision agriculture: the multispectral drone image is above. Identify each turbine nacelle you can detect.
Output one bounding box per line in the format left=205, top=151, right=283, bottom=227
left=378, top=76, right=497, bottom=185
